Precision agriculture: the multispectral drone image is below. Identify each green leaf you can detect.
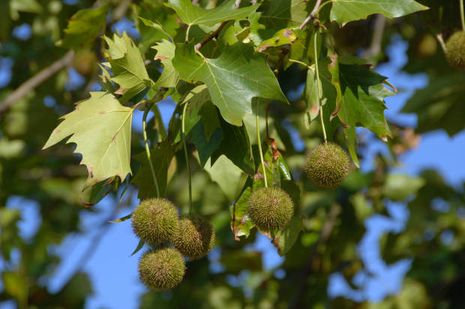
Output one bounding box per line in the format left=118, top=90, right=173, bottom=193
left=258, top=0, right=307, bottom=39
left=273, top=216, right=303, bottom=256
left=212, top=120, right=254, bottom=175
left=3, top=271, right=28, bottom=304
left=59, top=5, right=108, bottom=49
left=191, top=122, right=223, bottom=167
left=152, top=39, right=178, bottom=88
left=402, top=73, right=465, bottom=136
left=10, top=0, right=43, bottom=18
left=257, top=28, right=298, bottom=52
left=104, top=33, right=152, bottom=102
left=43, top=92, right=133, bottom=187
left=132, top=141, right=176, bottom=199
left=330, top=0, right=428, bottom=25
left=220, top=250, right=263, bottom=273
left=338, top=64, right=393, bottom=140
left=165, top=0, right=259, bottom=27
left=383, top=174, right=425, bottom=201
left=173, top=44, right=287, bottom=126
left=131, top=239, right=145, bottom=256
left=138, top=17, right=172, bottom=40
left=230, top=178, right=255, bottom=240
left=180, top=85, right=212, bottom=136
left=204, top=155, right=243, bottom=200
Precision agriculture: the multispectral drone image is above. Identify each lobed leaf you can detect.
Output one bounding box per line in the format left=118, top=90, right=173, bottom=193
left=43, top=92, right=133, bottom=187
left=59, top=5, right=108, bottom=49
left=173, top=44, right=287, bottom=126
left=104, top=33, right=152, bottom=102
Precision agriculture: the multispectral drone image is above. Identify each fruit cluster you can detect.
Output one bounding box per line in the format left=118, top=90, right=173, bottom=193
left=131, top=198, right=215, bottom=290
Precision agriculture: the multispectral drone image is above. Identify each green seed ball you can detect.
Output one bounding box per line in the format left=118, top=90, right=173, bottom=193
left=445, top=31, right=465, bottom=69
left=248, top=187, right=294, bottom=231
left=138, top=248, right=185, bottom=290
left=174, top=216, right=215, bottom=260
left=131, top=198, right=179, bottom=245
left=304, top=143, right=350, bottom=189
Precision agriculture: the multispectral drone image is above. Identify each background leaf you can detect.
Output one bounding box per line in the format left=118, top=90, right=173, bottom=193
left=166, top=0, right=258, bottom=27
left=59, top=6, right=108, bottom=49
left=330, top=0, right=428, bottom=25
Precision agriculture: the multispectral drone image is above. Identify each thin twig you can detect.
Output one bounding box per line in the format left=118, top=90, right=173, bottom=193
left=436, top=33, right=447, bottom=54
left=461, top=0, right=465, bottom=31
left=364, top=14, right=386, bottom=60
left=0, top=51, right=74, bottom=115
left=182, top=102, right=193, bottom=214
left=313, top=32, right=327, bottom=143
left=142, top=103, right=161, bottom=198
left=256, top=102, right=268, bottom=188
left=112, top=0, right=132, bottom=21
left=299, top=0, right=324, bottom=30
left=195, top=22, right=227, bottom=51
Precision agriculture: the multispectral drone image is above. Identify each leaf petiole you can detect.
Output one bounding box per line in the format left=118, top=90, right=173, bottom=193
left=142, top=103, right=161, bottom=197
left=255, top=102, right=268, bottom=188
left=182, top=102, right=193, bottom=214
left=313, top=31, right=328, bottom=143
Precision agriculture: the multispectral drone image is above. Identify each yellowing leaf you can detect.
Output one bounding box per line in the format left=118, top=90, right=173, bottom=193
left=152, top=39, right=178, bottom=88
left=43, top=92, right=133, bottom=186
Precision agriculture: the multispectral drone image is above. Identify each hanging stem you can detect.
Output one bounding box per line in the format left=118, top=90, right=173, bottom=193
left=181, top=102, right=193, bottom=214
left=313, top=31, right=328, bottom=143
left=256, top=103, right=268, bottom=188
left=185, top=24, right=192, bottom=42
left=461, top=0, right=465, bottom=31
left=142, top=104, right=160, bottom=198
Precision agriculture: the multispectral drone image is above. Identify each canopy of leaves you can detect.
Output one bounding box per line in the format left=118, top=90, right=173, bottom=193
left=4, top=0, right=465, bottom=308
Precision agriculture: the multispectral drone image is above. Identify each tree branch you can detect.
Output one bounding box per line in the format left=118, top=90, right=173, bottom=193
left=364, top=14, right=386, bottom=60
left=299, top=0, right=324, bottom=30
left=0, top=51, right=74, bottom=115
left=195, top=22, right=228, bottom=51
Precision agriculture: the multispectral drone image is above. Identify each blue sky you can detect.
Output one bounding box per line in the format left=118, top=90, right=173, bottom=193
left=2, top=19, right=465, bottom=309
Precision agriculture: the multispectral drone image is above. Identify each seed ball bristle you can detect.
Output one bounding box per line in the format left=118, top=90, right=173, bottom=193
left=174, top=216, right=215, bottom=260
left=304, top=143, right=350, bottom=189
left=248, top=187, right=294, bottom=231
left=138, top=248, right=185, bottom=290
left=131, top=198, right=179, bottom=245
left=445, top=31, right=465, bottom=69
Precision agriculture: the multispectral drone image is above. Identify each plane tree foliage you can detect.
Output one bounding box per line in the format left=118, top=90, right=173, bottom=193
left=1, top=0, right=465, bottom=308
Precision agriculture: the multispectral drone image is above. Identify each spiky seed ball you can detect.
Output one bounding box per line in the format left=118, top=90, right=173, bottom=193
left=138, top=248, right=185, bottom=290
left=131, top=198, right=179, bottom=245
left=248, top=187, right=294, bottom=231
left=304, top=143, right=350, bottom=189
left=445, top=31, right=465, bottom=69
left=174, top=216, right=215, bottom=260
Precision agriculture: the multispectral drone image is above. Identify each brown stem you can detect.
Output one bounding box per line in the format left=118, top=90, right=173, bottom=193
left=195, top=22, right=227, bottom=51
left=299, top=0, right=324, bottom=30
left=0, top=51, right=74, bottom=115
left=364, top=14, right=386, bottom=60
